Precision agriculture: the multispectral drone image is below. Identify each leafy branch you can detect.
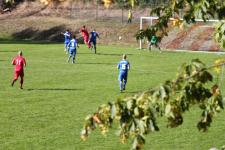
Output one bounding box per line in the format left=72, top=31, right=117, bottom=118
left=136, top=0, right=225, bottom=49
left=81, top=59, right=224, bottom=150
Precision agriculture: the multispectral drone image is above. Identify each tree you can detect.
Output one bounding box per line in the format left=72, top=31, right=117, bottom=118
left=81, top=59, right=224, bottom=150
left=136, top=0, right=225, bottom=49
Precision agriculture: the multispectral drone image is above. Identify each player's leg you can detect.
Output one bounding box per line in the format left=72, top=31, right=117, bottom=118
left=128, top=18, right=131, bottom=24
left=84, top=36, right=87, bottom=44
left=148, top=42, right=152, bottom=51
left=82, top=36, right=87, bottom=46
left=93, top=41, right=97, bottom=54
left=72, top=50, right=76, bottom=64
left=89, top=40, right=93, bottom=50
left=120, top=80, right=123, bottom=92
left=156, top=43, right=162, bottom=53
left=64, top=42, right=68, bottom=52
left=118, top=73, right=123, bottom=92
left=11, top=71, right=19, bottom=87
left=20, top=71, right=24, bottom=89
left=68, top=53, right=71, bottom=63
left=11, top=79, right=17, bottom=87
left=84, top=36, right=90, bottom=48
left=123, top=74, right=128, bottom=90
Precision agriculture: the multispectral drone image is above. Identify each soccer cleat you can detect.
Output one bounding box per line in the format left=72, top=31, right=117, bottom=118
left=11, top=81, right=15, bottom=87
left=20, top=87, right=23, bottom=89
left=159, top=48, right=162, bottom=53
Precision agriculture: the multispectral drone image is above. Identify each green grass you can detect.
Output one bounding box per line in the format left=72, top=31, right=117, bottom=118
left=0, top=43, right=225, bottom=150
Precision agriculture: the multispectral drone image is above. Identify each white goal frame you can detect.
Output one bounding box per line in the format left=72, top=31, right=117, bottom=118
left=139, top=16, right=222, bottom=50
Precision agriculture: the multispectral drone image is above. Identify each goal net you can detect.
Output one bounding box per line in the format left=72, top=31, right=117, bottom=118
left=139, top=16, right=222, bottom=51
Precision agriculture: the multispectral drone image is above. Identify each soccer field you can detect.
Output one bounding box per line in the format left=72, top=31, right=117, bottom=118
left=0, top=43, right=225, bottom=150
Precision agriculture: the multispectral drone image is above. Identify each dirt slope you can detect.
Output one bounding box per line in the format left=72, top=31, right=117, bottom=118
left=0, top=2, right=222, bottom=51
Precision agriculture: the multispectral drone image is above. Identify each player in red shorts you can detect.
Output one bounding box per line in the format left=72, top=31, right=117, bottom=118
left=11, top=51, right=26, bottom=89
left=80, top=25, right=91, bottom=48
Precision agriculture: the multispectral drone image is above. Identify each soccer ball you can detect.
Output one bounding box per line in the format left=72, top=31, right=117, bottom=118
left=118, top=36, right=122, bottom=40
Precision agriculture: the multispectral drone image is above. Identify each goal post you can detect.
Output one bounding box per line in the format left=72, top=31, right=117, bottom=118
left=139, top=16, right=222, bottom=50
left=139, top=17, right=157, bottom=49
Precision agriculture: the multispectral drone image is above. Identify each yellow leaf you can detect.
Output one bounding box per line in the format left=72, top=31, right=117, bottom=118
left=103, top=0, right=112, bottom=8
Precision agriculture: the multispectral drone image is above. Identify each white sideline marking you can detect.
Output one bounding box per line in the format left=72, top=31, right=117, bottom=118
left=138, top=48, right=225, bottom=55
left=164, top=49, right=225, bottom=55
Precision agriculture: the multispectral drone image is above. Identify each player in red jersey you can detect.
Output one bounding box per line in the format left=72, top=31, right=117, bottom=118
left=80, top=25, right=91, bottom=48
left=11, top=51, right=26, bottom=89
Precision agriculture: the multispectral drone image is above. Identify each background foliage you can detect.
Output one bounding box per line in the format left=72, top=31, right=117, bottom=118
left=136, top=0, right=225, bottom=49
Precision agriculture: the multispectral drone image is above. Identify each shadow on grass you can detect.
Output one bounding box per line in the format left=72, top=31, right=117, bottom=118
left=12, top=26, right=66, bottom=42
left=0, top=50, right=18, bottom=52
left=27, top=88, right=82, bottom=91
left=77, top=62, right=115, bottom=65
left=97, top=53, right=134, bottom=56
left=122, top=90, right=141, bottom=94
left=0, top=39, right=59, bottom=44
left=0, top=25, right=84, bottom=44
left=78, top=52, right=93, bottom=55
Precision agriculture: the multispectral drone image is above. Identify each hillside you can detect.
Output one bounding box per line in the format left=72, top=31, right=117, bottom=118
left=0, top=2, right=221, bottom=51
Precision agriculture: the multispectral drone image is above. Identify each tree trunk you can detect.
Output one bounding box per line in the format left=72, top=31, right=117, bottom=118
left=0, top=0, right=4, bottom=10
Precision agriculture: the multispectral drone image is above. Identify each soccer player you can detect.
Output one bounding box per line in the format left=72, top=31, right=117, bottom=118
left=148, top=35, right=162, bottom=52
left=117, top=54, right=130, bottom=92
left=67, top=35, right=79, bottom=64
left=11, top=51, right=26, bottom=89
left=80, top=25, right=90, bottom=48
left=62, top=29, right=71, bottom=52
left=88, top=29, right=100, bottom=54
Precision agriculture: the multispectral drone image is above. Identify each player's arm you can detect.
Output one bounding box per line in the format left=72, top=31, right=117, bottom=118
left=117, top=63, right=120, bottom=69
left=11, top=58, right=15, bottom=65
left=84, top=31, right=89, bottom=37
left=64, top=33, right=70, bottom=37
left=97, top=33, right=100, bottom=39
left=67, top=41, right=71, bottom=50
left=79, top=29, right=83, bottom=34
left=23, top=58, right=26, bottom=67
left=127, top=62, right=130, bottom=70
left=76, top=41, right=79, bottom=48
left=60, top=32, right=64, bottom=35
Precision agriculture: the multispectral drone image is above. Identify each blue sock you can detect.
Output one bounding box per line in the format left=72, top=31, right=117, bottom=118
left=120, top=81, right=123, bottom=91
left=123, top=80, right=127, bottom=90
left=68, top=56, right=71, bottom=62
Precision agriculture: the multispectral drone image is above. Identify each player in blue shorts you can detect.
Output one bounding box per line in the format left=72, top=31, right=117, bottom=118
left=117, top=54, right=130, bottom=92
left=88, top=29, right=100, bottom=54
left=67, top=35, right=79, bottom=64
left=62, top=29, right=71, bottom=52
